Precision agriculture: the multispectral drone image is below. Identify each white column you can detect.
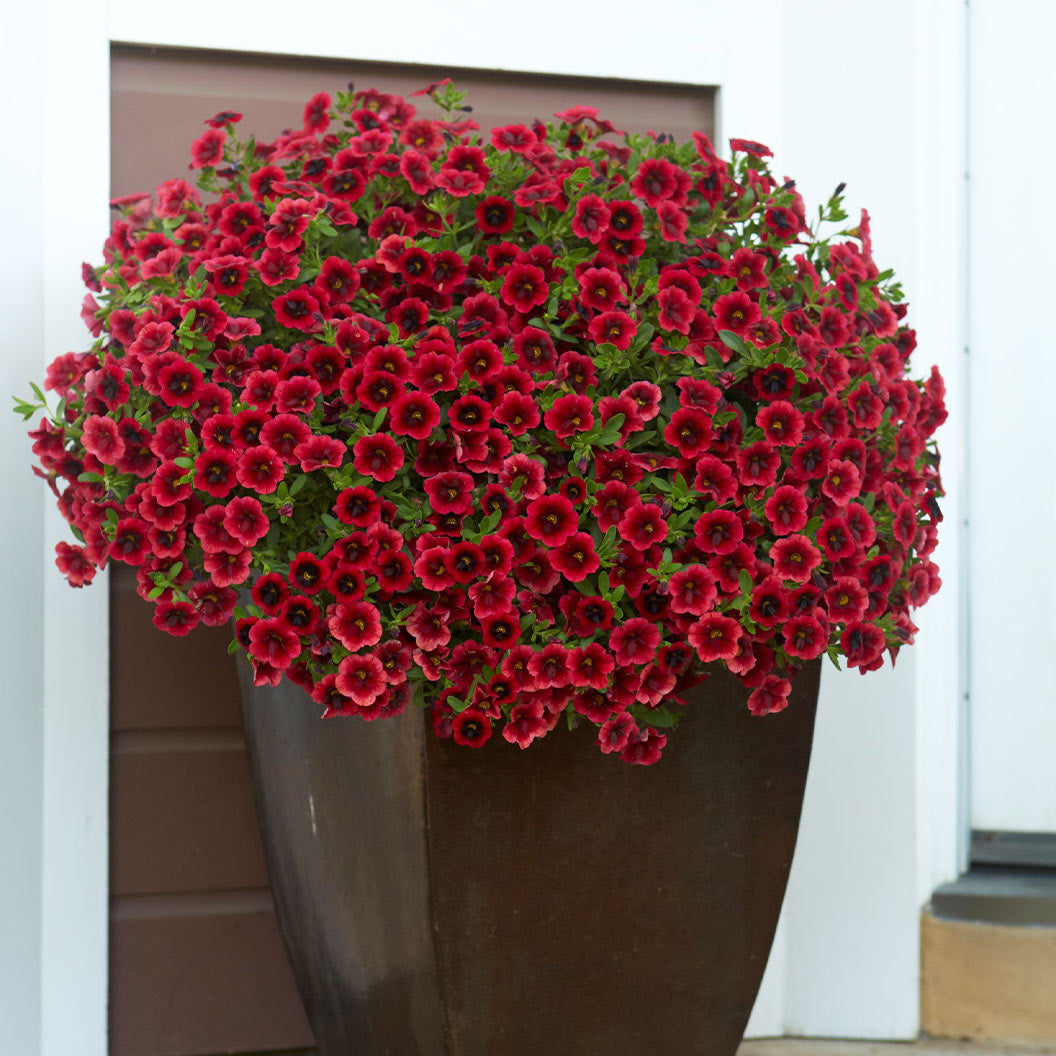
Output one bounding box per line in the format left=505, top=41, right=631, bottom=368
left=39, top=3, right=112, bottom=1056
left=0, top=7, right=47, bottom=1052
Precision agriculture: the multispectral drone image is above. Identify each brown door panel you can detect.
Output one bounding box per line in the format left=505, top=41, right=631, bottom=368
left=108, top=43, right=714, bottom=1055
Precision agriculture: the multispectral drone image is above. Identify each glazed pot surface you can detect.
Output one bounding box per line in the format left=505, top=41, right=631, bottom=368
left=240, top=660, right=820, bottom=1056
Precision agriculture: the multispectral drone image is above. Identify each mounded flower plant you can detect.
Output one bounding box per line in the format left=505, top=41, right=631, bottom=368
left=18, top=79, right=946, bottom=765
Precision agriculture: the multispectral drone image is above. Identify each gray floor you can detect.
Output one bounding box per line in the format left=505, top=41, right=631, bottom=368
left=738, top=1040, right=1056, bottom=1056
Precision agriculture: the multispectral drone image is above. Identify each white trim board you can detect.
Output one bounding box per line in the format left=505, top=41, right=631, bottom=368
left=3, top=1, right=969, bottom=1051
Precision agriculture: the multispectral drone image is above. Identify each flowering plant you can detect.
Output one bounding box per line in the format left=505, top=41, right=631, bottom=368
left=19, top=80, right=945, bottom=765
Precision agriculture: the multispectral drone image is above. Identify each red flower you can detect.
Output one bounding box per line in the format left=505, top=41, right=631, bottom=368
left=688, top=613, right=742, bottom=662
left=598, top=712, right=637, bottom=755
left=451, top=707, right=493, bottom=747
left=669, top=565, right=718, bottom=616
left=528, top=644, right=572, bottom=688
left=821, top=459, right=862, bottom=506
left=783, top=615, right=828, bottom=660
left=294, top=435, right=344, bottom=472
left=289, top=552, right=326, bottom=595
left=713, top=291, right=761, bottom=334
left=31, top=80, right=945, bottom=763
left=444, top=541, right=486, bottom=584
left=747, top=675, right=791, bottom=716
left=273, top=288, right=320, bottom=331
left=548, top=532, right=599, bottom=583
left=424, top=471, right=474, bottom=515
left=610, top=617, right=660, bottom=666
left=329, top=600, right=383, bottom=651
left=764, top=485, right=808, bottom=535
left=750, top=577, right=791, bottom=628
left=390, top=392, right=441, bottom=440
left=480, top=611, right=520, bottom=650
left=157, top=358, right=204, bottom=409
left=730, top=138, right=772, bottom=158
left=631, top=158, right=682, bottom=207
left=620, top=727, right=667, bottom=766
left=190, top=128, right=225, bottom=168
left=491, top=124, right=536, bottom=153
left=236, top=445, right=284, bottom=494
left=544, top=394, right=594, bottom=439
left=494, top=391, right=541, bottom=436
left=193, top=448, right=238, bottom=498
left=109, top=518, right=150, bottom=565
left=569, top=643, right=615, bottom=690
left=475, top=195, right=515, bottom=235
left=664, top=407, right=713, bottom=457
left=735, top=441, right=781, bottom=487
left=525, top=494, right=578, bottom=547
left=248, top=617, right=301, bottom=669
left=252, top=573, right=289, bottom=615
left=657, top=201, right=688, bottom=243
left=572, top=195, right=611, bottom=244
left=153, top=600, right=200, bottom=637
left=588, top=310, right=637, bottom=351
left=578, top=267, right=626, bottom=311
left=825, top=577, right=869, bottom=621
left=336, top=653, right=388, bottom=706
left=657, top=286, right=694, bottom=335
left=693, top=509, right=744, bottom=555
left=818, top=515, right=857, bottom=561
left=82, top=415, right=124, bottom=465
left=303, top=91, right=331, bottom=134
left=449, top=394, right=492, bottom=433
left=769, top=534, right=822, bottom=583
left=841, top=621, right=887, bottom=670
left=223, top=496, right=269, bottom=546
left=619, top=503, right=668, bottom=550
left=352, top=433, right=404, bottom=483
left=502, top=700, right=548, bottom=749
left=55, top=542, right=96, bottom=587
left=500, top=262, right=548, bottom=311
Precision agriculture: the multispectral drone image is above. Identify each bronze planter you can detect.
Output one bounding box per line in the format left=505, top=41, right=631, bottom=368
left=238, top=659, right=820, bottom=1056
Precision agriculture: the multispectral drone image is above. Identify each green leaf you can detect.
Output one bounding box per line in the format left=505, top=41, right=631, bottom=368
left=478, top=508, right=502, bottom=536
left=718, top=330, right=749, bottom=356
left=738, top=569, right=754, bottom=595
left=639, top=706, right=678, bottom=729
left=371, top=407, right=388, bottom=431
left=77, top=471, right=104, bottom=483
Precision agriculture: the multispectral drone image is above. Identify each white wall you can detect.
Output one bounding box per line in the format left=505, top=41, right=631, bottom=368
left=1, top=8, right=47, bottom=1054
left=967, top=0, right=1056, bottom=835
left=38, top=5, right=112, bottom=1055
left=1, top=0, right=970, bottom=1050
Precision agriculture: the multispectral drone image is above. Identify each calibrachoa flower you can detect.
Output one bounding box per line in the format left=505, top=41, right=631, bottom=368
left=20, top=80, right=946, bottom=767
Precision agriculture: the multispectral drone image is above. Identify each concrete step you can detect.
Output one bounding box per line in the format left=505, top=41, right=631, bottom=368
left=739, top=1040, right=1056, bottom=1055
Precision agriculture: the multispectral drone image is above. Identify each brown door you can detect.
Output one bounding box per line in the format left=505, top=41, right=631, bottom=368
left=108, top=44, right=714, bottom=1056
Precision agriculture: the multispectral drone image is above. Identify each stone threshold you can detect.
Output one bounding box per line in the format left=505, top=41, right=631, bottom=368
left=739, top=1039, right=1056, bottom=1055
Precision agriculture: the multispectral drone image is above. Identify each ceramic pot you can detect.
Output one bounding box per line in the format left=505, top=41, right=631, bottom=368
left=239, top=659, right=820, bottom=1056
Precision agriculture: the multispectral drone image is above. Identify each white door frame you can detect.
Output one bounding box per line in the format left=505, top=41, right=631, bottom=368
left=6, top=1, right=967, bottom=1052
